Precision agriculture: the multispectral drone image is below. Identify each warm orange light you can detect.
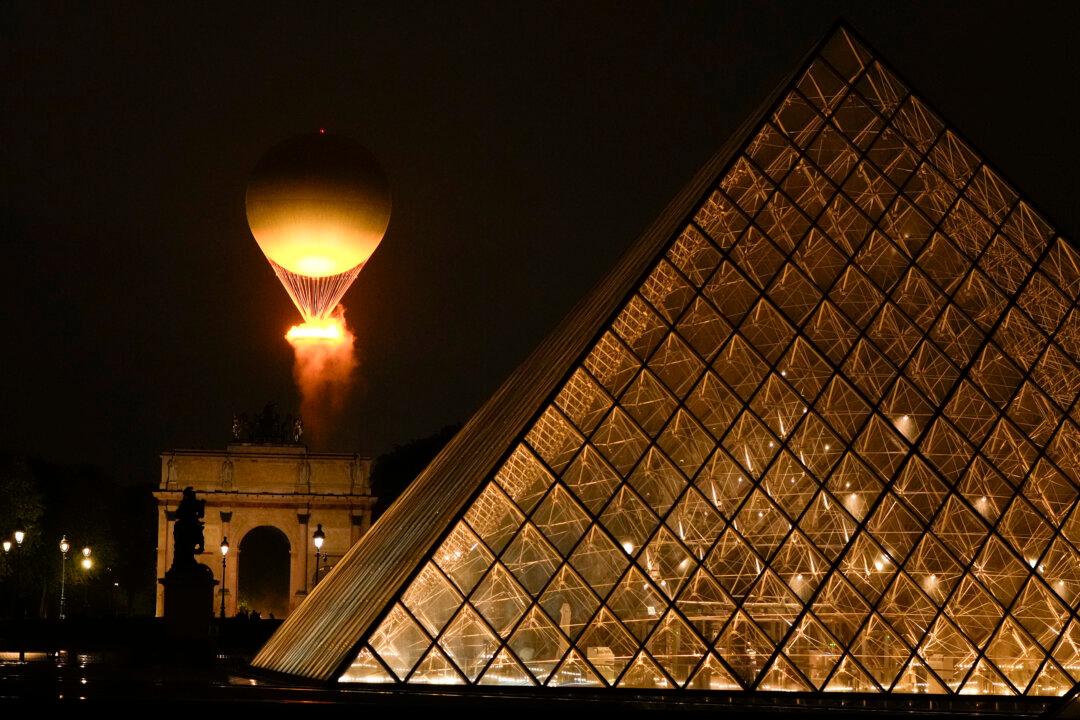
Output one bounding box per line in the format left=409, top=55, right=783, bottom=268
left=286, top=318, right=347, bottom=343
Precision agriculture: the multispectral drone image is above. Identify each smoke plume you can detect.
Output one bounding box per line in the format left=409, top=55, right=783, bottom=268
left=286, top=306, right=357, bottom=448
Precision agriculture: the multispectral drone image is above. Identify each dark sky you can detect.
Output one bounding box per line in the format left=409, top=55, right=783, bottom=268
left=2, top=2, right=1078, bottom=484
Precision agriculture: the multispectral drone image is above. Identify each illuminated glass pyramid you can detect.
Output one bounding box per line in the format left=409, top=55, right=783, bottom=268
left=254, top=25, right=1080, bottom=696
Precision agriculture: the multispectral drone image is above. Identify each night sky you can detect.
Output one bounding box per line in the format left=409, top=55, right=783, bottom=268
left=2, top=3, right=1078, bottom=485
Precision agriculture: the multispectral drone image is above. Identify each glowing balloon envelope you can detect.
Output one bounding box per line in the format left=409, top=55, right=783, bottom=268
left=246, top=132, right=391, bottom=320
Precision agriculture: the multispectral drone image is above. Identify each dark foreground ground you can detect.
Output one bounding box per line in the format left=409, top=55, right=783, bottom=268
left=1, top=620, right=1077, bottom=717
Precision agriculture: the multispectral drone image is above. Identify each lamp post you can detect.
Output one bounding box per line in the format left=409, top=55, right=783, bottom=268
left=219, top=536, right=229, bottom=619
left=80, top=547, right=92, bottom=615
left=59, top=536, right=71, bottom=620
left=13, top=530, right=26, bottom=663
left=312, top=524, right=325, bottom=587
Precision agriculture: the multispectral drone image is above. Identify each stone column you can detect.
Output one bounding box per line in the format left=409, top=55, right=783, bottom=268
left=296, top=512, right=310, bottom=601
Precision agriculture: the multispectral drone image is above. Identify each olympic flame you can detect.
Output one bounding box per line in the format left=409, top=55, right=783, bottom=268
left=286, top=307, right=357, bottom=447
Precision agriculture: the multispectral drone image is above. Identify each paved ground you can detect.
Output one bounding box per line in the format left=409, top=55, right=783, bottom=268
left=1, top=648, right=1076, bottom=716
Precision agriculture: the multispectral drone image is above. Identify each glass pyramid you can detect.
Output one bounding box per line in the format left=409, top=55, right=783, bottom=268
left=261, top=25, right=1080, bottom=695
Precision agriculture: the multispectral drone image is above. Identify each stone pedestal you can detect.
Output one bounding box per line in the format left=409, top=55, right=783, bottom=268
left=159, top=563, right=217, bottom=638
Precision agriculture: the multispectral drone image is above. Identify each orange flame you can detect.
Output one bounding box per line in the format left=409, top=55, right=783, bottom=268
left=286, top=308, right=357, bottom=447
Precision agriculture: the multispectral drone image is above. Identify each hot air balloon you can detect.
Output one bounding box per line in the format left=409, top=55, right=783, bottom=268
left=246, top=132, right=391, bottom=321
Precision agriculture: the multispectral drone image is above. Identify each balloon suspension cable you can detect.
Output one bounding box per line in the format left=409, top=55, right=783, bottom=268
left=270, top=259, right=364, bottom=322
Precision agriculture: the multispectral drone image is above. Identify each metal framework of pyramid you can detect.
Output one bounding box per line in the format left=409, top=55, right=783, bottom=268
left=254, top=24, right=1080, bottom=697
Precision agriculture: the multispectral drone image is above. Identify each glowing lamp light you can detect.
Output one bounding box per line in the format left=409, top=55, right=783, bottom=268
left=220, top=537, right=230, bottom=557
left=81, top=557, right=92, bottom=571
left=622, top=541, right=634, bottom=554
left=313, top=524, right=325, bottom=550
left=81, top=546, right=91, bottom=559
left=14, top=530, right=25, bottom=546
left=2, top=540, right=10, bottom=553
left=60, top=536, right=70, bottom=555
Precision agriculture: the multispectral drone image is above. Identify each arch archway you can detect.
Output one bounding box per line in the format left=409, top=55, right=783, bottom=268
left=238, top=526, right=291, bottom=619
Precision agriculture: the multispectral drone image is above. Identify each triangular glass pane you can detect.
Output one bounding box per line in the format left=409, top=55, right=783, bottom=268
left=685, top=371, right=741, bottom=441
left=592, top=407, right=651, bottom=474
left=369, top=604, right=431, bottom=681
left=1028, top=658, right=1072, bottom=697
left=800, top=489, right=858, bottom=560
left=540, top=564, right=600, bottom=642
left=401, top=563, right=464, bottom=638
left=465, top=483, right=526, bottom=555
left=606, top=567, right=667, bottom=642
left=667, top=225, right=722, bottom=288
left=877, top=573, right=938, bottom=648
left=695, top=449, right=753, bottom=520
left=666, top=486, right=724, bottom=562
left=478, top=647, right=535, bottom=687
left=600, top=485, right=659, bottom=559
left=409, top=645, right=465, bottom=685
left=547, top=649, right=603, bottom=688
left=824, top=655, right=879, bottom=693
left=628, top=446, right=687, bottom=516
left=562, top=444, right=621, bottom=515
left=650, top=332, right=704, bottom=398
left=744, top=570, right=803, bottom=642
left=618, top=651, right=674, bottom=689
left=434, top=522, right=496, bottom=596
left=958, top=657, right=1014, bottom=696
left=508, top=606, right=567, bottom=684
left=849, top=613, right=910, bottom=689
left=502, top=523, right=561, bottom=594
left=641, top=259, right=696, bottom=325
left=893, top=655, right=948, bottom=694
left=732, top=490, right=791, bottom=559
left=576, top=608, right=638, bottom=685
left=1052, top=618, right=1080, bottom=683
left=555, top=368, right=613, bottom=436
left=758, top=654, right=811, bottom=691
left=613, top=294, right=668, bottom=361
left=916, top=615, right=978, bottom=691
left=688, top=653, right=743, bottom=690
left=771, top=531, right=828, bottom=601
left=470, top=563, right=530, bottom=638
left=783, top=614, right=843, bottom=689
left=526, top=405, right=584, bottom=473
left=984, top=618, right=1042, bottom=692
left=439, top=604, right=500, bottom=682
left=640, top=527, right=696, bottom=599
left=339, top=646, right=396, bottom=684
left=584, top=331, right=640, bottom=397
left=658, top=408, right=715, bottom=478
left=811, top=574, right=870, bottom=646
left=645, top=611, right=708, bottom=686
left=569, top=526, right=628, bottom=602
left=495, top=444, right=556, bottom=514
left=840, top=531, right=897, bottom=604
left=716, top=611, right=774, bottom=686
left=1006, top=578, right=1068, bottom=651
left=532, top=484, right=590, bottom=557
left=677, top=568, right=736, bottom=643
left=620, top=369, right=678, bottom=437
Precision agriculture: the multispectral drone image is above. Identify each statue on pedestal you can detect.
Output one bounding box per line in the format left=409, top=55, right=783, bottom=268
left=160, top=486, right=217, bottom=640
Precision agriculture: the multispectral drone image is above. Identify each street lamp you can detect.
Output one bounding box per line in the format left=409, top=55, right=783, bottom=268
left=81, top=546, right=92, bottom=571
left=2, top=540, right=9, bottom=553
left=219, top=536, right=229, bottom=619
left=59, top=536, right=71, bottom=620
left=14, top=530, right=25, bottom=546
left=312, top=524, right=325, bottom=586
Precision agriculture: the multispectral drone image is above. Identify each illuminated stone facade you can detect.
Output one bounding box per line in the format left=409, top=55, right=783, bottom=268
left=153, top=444, right=374, bottom=617
left=255, top=25, right=1080, bottom=697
